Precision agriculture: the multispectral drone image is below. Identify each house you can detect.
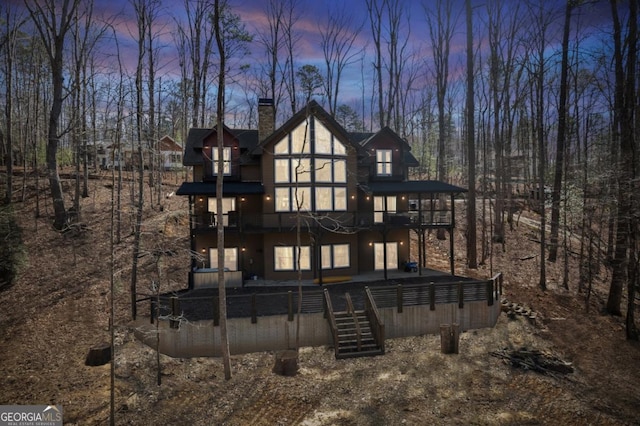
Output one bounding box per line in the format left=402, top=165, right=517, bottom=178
left=177, top=99, right=466, bottom=286
left=158, top=135, right=183, bottom=170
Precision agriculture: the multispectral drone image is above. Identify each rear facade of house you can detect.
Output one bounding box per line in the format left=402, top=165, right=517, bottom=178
left=177, top=99, right=465, bottom=285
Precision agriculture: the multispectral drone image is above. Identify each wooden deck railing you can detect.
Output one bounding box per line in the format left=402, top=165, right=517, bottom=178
left=364, top=286, right=385, bottom=354
left=147, top=274, right=503, bottom=324
left=323, top=288, right=340, bottom=357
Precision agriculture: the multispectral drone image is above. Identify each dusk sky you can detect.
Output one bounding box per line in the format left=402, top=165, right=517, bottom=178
left=6, top=0, right=617, bottom=123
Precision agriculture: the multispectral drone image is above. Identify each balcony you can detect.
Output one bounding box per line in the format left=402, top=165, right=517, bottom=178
left=190, top=209, right=454, bottom=233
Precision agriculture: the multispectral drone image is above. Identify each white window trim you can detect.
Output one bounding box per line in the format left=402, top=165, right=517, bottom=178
left=212, top=146, right=231, bottom=176
left=376, top=149, right=392, bottom=176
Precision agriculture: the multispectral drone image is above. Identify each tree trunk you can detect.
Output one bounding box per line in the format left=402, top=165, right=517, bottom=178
left=465, top=0, right=477, bottom=269
left=548, top=2, right=572, bottom=263
left=213, top=0, right=232, bottom=381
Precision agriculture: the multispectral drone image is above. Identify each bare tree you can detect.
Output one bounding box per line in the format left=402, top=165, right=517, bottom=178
left=523, top=0, right=556, bottom=291
left=548, top=1, right=575, bottom=264
left=175, top=0, right=215, bottom=128
left=129, top=0, right=163, bottom=319
left=281, top=0, right=302, bottom=115
left=1, top=4, right=26, bottom=205
left=319, top=4, right=363, bottom=117
left=212, top=0, right=252, bottom=380
left=465, top=0, right=477, bottom=269
left=606, top=0, right=638, bottom=336
left=25, top=0, right=83, bottom=230
left=425, top=0, right=458, bottom=240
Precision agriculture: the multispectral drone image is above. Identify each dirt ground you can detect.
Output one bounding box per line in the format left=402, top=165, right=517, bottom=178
left=0, top=173, right=639, bottom=425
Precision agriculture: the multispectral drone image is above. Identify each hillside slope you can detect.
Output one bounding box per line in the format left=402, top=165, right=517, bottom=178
left=0, top=174, right=638, bottom=425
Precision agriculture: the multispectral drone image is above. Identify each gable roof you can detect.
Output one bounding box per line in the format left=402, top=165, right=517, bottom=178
left=183, top=102, right=420, bottom=167
left=251, top=100, right=364, bottom=156
left=356, top=127, right=419, bottom=167
left=159, top=135, right=182, bottom=152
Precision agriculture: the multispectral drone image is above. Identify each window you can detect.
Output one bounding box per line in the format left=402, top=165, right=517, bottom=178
left=273, top=117, right=348, bottom=214
left=212, top=147, right=231, bottom=175
left=315, top=187, right=346, bottom=211
left=274, top=159, right=290, bottom=183
left=291, top=120, right=311, bottom=154
left=334, top=159, right=346, bottom=182
left=275, top=187, right=311, bottom=212
left=374, top=242, right=398, bottom=270
left=376, top=149, right=392, bottom=176
left=274, top=246, right=311, bottom=271
left=374, top=195, right=396, bottom=223
left=208, top=197, right=236, bottom=226
left=275, top=158, right=311, bottom=183
left=315, top=120, right=347, bottom=155
left=209, top=247, right=238, bottom=271
left=315, top=122, right=332, bottom=154
left=321, top=243, right=350, bottom=269
left=315, top=159, right=346, bottom=183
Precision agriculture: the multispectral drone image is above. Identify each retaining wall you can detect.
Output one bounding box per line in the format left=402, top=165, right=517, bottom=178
left=134, top=300, right=501, bottom=358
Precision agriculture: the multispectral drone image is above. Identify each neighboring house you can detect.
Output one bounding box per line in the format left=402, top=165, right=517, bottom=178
left=177, top=99, right=466, bottom=286
left=158, top=135, right=183, bottom=170
left=97, top=136, right=183, bottom=171
left=96, top=143, right=125, bottom=170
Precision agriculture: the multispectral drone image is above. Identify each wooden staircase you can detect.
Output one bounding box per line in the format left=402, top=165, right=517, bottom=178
left=324, top=288, right=385, bottom=359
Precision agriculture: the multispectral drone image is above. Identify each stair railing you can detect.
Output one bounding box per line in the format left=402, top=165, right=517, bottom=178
left=344, top=292, right=362, bottom=351
left=323, top=288, right=340, bottom=358
left=365, top=286, right=385, bottom=354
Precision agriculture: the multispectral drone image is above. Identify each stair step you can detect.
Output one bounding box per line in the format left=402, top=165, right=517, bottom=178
left=339, top=343, right=380, bottom=351
left=335, top=316, right=368, bottom=322
left=338, top=330, right=372, bottom=337
left=336, top=348, right=384, bottom=359
left=336, top=323, right=371, bottom=330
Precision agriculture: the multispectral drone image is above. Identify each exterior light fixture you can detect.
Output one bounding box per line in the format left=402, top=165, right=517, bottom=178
left=369, top=242, right=373, bottom=247
left=266, top=195, right=271, bottom=201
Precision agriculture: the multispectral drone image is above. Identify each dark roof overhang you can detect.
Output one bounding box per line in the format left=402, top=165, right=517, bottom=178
left=176, top=181, right=265, bottom=196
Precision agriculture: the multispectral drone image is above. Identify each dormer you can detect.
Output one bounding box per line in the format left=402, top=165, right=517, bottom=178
left=359, top=127, right=418, bottom=182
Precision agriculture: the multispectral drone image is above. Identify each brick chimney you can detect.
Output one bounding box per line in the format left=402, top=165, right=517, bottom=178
left=258, top=98, right=275, bottom=142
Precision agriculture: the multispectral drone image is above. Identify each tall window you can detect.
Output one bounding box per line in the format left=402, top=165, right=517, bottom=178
left=374, top=195, right=396, bottom=223
left=212, top=147, right=231, bottom=175
left=273, top=117, right=348, bottom=213
left=274, top=246, right=311, bottom=271
left=321, top=243, right=350, bottom=269
left=209, top=247, right=238, bottom=271
left=376, top=149, right=392, bottom=176
left=374, top=242, right=398, bottom=270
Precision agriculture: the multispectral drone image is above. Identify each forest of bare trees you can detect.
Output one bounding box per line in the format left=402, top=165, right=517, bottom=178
left=0, top=0, right=638, bottom=344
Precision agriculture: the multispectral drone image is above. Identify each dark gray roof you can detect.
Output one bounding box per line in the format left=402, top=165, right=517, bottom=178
left=230, top=129, right=259, bottom=150
left=360, top=181, right=467, bottom=195
left=176, top=181, right=264, bottom=196
left=183, top=128, right=213, bottom=166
